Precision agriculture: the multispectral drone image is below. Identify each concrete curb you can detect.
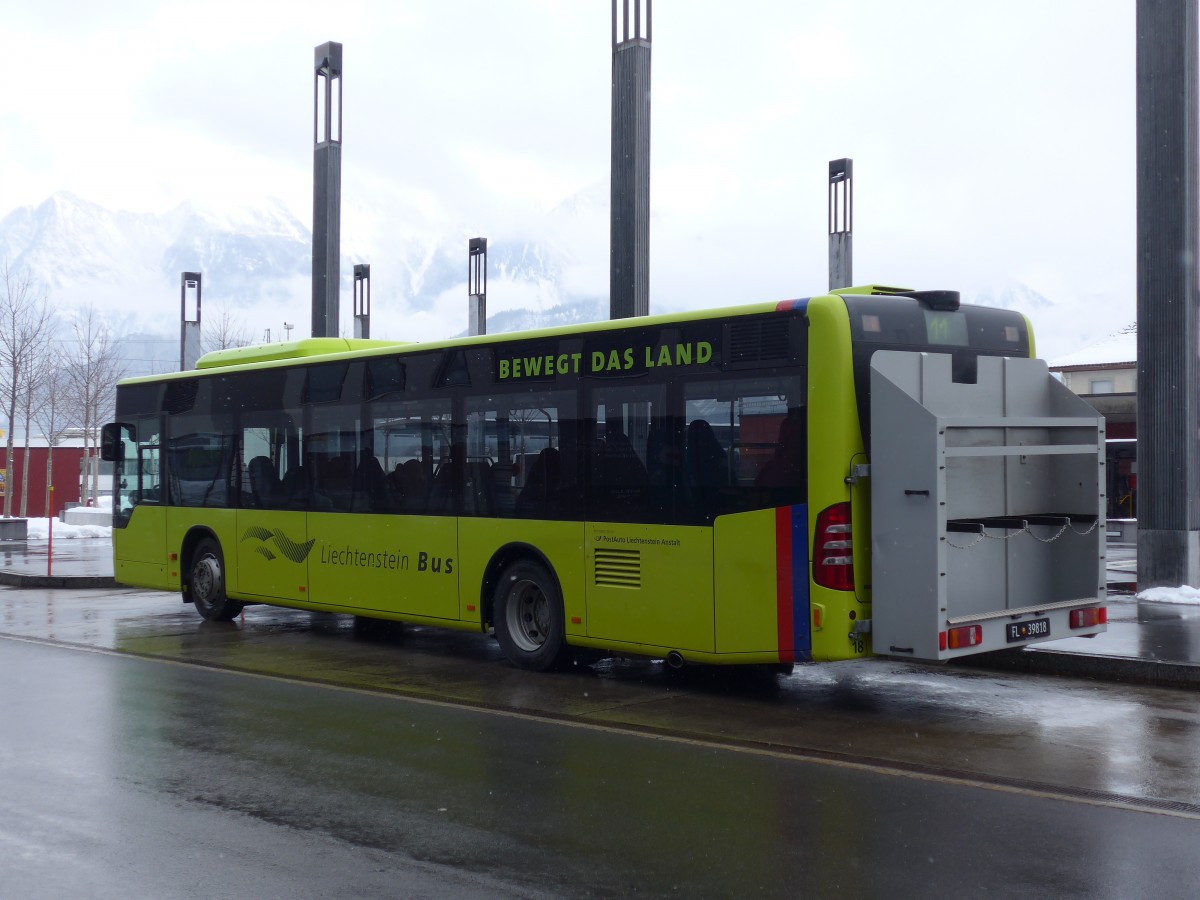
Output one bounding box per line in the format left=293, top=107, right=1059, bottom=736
left=958, top=646, right=1200, bottom=690
left=0, top=572, right=117, bottom=589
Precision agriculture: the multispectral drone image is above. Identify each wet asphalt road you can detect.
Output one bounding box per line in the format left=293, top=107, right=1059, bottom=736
left=3, top=589, right=1200, bottom=897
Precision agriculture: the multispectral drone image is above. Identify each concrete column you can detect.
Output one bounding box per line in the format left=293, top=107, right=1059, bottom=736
left=180, top=272, right=201, bottom=370
left=468, top=238, right=487, bottom=336
left=312, top=42, right=343, bottom=338
left=828, top=159, right=853, bottom=290
left=609, top=0, right=651, bottom=319
left=353, top=264, right=370, bottom=339
left=1136, top=0, right=1200, bottom=588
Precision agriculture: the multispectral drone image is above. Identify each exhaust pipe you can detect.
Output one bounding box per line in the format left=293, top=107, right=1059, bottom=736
left=666, top=650, right=685, bottom=669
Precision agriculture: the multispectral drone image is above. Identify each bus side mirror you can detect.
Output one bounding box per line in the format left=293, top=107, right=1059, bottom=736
left=101, top=423, right=131, bottom=462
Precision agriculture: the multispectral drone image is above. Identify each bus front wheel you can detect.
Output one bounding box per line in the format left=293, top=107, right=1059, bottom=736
left=494, top=560, right=568, bottom=672
left=188, top=538, right=244, bottom=622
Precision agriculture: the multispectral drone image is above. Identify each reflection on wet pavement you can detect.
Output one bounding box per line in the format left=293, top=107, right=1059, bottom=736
left=3, top=584, right=1200, bottom=810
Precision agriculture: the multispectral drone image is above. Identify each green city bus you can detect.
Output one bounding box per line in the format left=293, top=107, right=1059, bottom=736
left=102, top=285, right=1104, bottom=670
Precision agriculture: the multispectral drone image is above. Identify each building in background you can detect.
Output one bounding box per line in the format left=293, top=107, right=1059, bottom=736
left=0, top=439, right=88, bottom=518
left=1050, top=324, right=1137, bottom=539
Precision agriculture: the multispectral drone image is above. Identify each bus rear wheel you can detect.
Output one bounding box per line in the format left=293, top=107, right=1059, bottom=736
left=188, top=538, right=244, bottom=622
left=494, top=560, right=568, bottom=672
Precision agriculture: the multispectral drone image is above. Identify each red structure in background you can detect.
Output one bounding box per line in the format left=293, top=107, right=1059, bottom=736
left=0, top=447, right=85, bottom=518
left=1107, top=422, right=1136, bottom=440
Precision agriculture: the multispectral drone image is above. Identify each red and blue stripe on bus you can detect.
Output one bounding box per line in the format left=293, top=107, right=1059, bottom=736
left=775, top=504, right=811, bottom=663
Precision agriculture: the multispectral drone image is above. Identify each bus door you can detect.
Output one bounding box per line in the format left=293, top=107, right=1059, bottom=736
left=696, top=378, right=809, bottom=660
left=235, top=418, right=309, bottom=603
left=107, top=418, right=169, bottom=590
left=585, top=385, right=716, bottom=655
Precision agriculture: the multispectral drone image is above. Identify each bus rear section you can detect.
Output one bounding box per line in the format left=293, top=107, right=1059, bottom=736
left=850, top=295, right=1107, bottom=660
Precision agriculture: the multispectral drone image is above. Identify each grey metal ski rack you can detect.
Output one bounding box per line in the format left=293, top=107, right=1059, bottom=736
left=869, top=351, right=1106, bottom=661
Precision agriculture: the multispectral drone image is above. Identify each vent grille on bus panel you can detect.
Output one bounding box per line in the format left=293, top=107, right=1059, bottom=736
left=727, top=320, right=791, bottom=364
left=594, top=548, right=642, bottom=589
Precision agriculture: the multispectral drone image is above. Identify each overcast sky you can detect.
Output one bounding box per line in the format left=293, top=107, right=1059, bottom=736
left=2, top=1, right=1135, bottom=354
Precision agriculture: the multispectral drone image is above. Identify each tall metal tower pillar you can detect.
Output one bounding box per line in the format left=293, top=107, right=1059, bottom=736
left=180, top=272, right=202, bottom=370
left=468, top=238, right=488, bottom=336
left=828, top=159, right=853, bottom=290
left=1136, top=0, right=1200, bottom=588
left=312, top=41, right=343, bottom=338
left=353, top=264, right=371, bottom=339
left=609, top=0, right=652, bottom=319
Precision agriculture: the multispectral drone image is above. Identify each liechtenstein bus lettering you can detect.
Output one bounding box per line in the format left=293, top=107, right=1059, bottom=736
left=102, top=286, right=1107, bottom=672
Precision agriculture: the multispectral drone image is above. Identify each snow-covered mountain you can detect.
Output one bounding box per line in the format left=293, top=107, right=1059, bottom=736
left=967, top=283, right=1056, bottom=312
left=961, top=282, right=1131, bottom=361
left=474, top=297, right=608, bottom=336
left=0, top=192, right=607, bottom=374
left=0, top=193, right=314, bottom=330
left=0, top=191, right=594, bottom=312
left=0, top=191, right=1123, bottom=375
left=0, top=193, right=177, bottom=290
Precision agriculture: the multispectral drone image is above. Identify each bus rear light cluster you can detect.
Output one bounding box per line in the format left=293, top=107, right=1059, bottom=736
left=813, top=502, right=854, bottom=591
left=941, top=625, right=982, bottom=651
left=1069, top=607, right=1107, bottom=629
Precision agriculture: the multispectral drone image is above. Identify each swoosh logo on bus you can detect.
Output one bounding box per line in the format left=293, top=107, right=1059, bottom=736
left=240, top=527, right=315, bottom=564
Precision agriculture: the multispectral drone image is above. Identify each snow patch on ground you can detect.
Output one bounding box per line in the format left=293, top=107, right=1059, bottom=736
left=24, top=516, right=112, bottom=541
left=1136, top=586, right=1200, bottom=605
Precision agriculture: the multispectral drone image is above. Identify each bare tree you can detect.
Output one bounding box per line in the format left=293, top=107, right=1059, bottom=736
left=0, top=261, right=55, bottom=518
left=203, top=301, right=253, bottom=354
left=66, top=306, right=126, bottom=505
left=32, top=357, right=72, bottom=519
left=18, top=314, right=59, bottom=516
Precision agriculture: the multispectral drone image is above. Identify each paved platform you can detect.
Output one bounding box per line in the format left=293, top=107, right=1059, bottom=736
left=0, top=538, right=115, bottom=588
left=0, top=538, right=1197, bottom=687
left=967, top=594, right=1200, bottom=689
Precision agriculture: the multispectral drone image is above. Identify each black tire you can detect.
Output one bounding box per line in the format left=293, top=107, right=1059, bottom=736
left=188, top=537, right=244, bottom=622
left=493, top=559, right=568, bottom=671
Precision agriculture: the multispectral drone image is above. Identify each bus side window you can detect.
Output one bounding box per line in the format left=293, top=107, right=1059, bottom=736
left=684, top=376, right=806, bottom=518
left=588, top=389, right=662, bottom=523
left=469, top=392, right=576, bottom=520
left=756, top=409, right=806, bottom=489
left=246, top=456, right=280, bottom=508
left=167, top=430, right=234, bottom=507
left=114, top=417, right=162, bottom=524
left=427, top=449, right=457, bottom=514
left=352, top=450, right=390, bottom=513
left=370, top=399, right=450, bottom=516
left=320, top=452, right=355, bottom=512
left=684, top=418, right=728, bottom=521
left=645, top=417, right=684, bottom=522
left=588, top=420, right=648, bottom=522
left=389, top=459, right=427, bottom=511
left=517, top=447, right=560, bottom=517
left=134, top=417, right=162, bottom=506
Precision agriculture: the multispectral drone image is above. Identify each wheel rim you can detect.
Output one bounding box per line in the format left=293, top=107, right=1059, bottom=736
left=193, top=554, right=222, bottom=606
left=505, top=578, right=550, bottom=653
